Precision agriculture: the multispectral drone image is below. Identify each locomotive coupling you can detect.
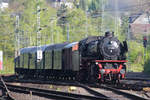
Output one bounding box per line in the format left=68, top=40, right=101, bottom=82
left=100, top=69, right=105, bottom=74
left=120, top=69, right=125, bottom=74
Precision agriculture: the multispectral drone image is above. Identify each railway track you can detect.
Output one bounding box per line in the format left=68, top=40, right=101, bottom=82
left=78, top=83, right=149, bottom=100
left=0, top=77, right=15, bottom=100
left=6, top=84, right=111, bottom=100
left=103, top=81, right=148, bottom=91
left=2, top=74, right=150, bottom=90
left=125, top=77, right=150, bottom=81
left=3, top=78, right=146, bottom=91
left=101, top=85, right=148, bottom=100
left=1, top=75, right=150, bottom=100
left=5, top=81, right=149, bottom=100
left=8, top=79, right=148, bottom=100
left=0, top=78, right=111, bottom=100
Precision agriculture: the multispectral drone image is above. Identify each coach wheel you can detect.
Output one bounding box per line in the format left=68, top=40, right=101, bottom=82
left=111, top=74, right=120, bottom=84
left=75, top=72, right=80, bottom=81
left=117, top=74, right=121, bottom=84
left=76, top=70, right=85, bottom=82
left=123, top=64, right=126, bottom=74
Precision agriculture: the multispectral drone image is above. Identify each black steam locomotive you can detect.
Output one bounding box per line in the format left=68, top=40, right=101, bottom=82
left=14, top=32, right=128, bottom=83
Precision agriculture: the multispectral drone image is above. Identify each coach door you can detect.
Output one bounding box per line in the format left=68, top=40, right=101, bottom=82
left=62, top=48, right=72, bottom=71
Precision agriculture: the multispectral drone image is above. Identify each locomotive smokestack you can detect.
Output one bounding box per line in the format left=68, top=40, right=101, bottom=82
left=105, top=31, right=114, bottom=37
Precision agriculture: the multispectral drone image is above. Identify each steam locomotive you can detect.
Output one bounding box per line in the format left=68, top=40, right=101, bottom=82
left=14, top=31, right=128, bottom=83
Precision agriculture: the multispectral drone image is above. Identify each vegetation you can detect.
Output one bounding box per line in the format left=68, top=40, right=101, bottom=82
left=143, top=35, right=150, bottom=73
left=0, top=0, right=149, bottom=74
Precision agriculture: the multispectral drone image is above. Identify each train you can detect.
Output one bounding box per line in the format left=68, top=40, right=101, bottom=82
left=14, top=31, right=128, bottom=83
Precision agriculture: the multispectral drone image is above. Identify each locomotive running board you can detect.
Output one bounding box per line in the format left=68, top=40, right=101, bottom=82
left=95, top=60, right=128, bottom=63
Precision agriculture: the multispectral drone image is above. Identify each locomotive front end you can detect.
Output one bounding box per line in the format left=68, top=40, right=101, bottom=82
left=79, top=31, right=128, bottom=83
left=96, top=31, right=128, bottom=83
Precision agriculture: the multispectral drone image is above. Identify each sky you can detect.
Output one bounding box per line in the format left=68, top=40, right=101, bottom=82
left=107, top=0, right=149, bottom=11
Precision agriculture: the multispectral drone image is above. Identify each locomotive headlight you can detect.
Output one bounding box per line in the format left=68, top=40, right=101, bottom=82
left=100, top=69, right=105, bottom=74
left=120, top=69, right=125, bottom=74
left=110, top=50, right=113, bottom=53
left=110, top=41, right=119, bottom=49
left=96, top=62, right=98, bottom=65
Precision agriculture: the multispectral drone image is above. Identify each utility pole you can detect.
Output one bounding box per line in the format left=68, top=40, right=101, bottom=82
left=101, top=0, right=105, bottom=35
left=85, top=0, right=88, bottom=37
left=50, top=23, right=54, bottom=44
left=36, top=0, right=42, bottom=61
left=115, top=0, right=119, bottom=36
left=50, top=17, right=55, bottom=44
left=67, top=23, right=69, bottom=42
left=21, top=30, right=25, bottom=48
left=128, top=16, right=132, bottom=72
left=15, top=15, right=20, bottom=57
left=37, top=2, right=41, bottom=47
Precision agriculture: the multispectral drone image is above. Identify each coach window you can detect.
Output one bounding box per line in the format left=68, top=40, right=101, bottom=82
left=28, top=53, right=32, bottom=69
left=72, top=51, right=79, bottom=71
left=24, top=53, right=28, bottom=69
left=14, top=58, right=17, bottom=68
left=45, top=51, right=52, bottom=69
left=53, top=50, right=57, bottom=69
left=20, top=55, right=23, bottom=68
left=58, top=50, right=62, bottom=70
left=53, top=49, right=62, bottom=70
left=22, top=54, right=24, bottom=68
left=20, top=54, right=24, bottom=68
left=18, top=56, right=20, bottom=68
left=30, top=53, right=35, bottom=69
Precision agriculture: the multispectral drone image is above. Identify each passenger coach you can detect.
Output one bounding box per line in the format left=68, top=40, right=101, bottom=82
left=15, top=42, right=80, bottom=79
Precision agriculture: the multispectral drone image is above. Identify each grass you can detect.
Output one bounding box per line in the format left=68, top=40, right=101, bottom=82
left=129, top=64, right=144, bottom=72
left=0, top=57, right=14, bottom=75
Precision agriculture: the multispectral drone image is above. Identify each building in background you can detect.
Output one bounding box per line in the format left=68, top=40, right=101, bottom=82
left=0, top=0, right=9, bottom=11
left=131, top=13, right=150, bottom=34
left=48, top=0, right=74, bottom=8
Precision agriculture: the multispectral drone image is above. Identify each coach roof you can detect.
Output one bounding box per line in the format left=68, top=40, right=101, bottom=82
left=20, top=45, right=49, bottom=54
left=64, top=42, right=78, bottom=48
left=45, top=42, right=69, bottom=51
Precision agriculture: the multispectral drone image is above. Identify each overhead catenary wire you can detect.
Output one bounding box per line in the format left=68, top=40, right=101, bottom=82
left=18, top=0, right=150, bottom=46
left=90, top=1, right=150, bottom=14
left=114, top=0, right=119, bottom=36
left=101, top=0, right=105, bottom=34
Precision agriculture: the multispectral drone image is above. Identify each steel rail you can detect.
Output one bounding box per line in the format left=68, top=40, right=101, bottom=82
left=4, top=77, right=150, bottom=91
left=3, top=83, right=110, bottom=100
left=125, top=77, right=150, bottom=81
left=77, top=83, right=149, bottom=100
left=77, top=83, right=111, bottom=98
left=0, top=77, right=16, bottom=100
left=100, top=84, right=149, bottom=100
